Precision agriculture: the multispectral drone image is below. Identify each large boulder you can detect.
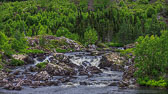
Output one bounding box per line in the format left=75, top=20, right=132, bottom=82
left=44, top=63, right=76, bottom=76
left=98, top=52, right=125, bottom=71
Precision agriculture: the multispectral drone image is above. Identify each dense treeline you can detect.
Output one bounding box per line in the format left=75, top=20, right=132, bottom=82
left=0, top=0, right=167, bottom=45
left=0, top=0, right=168, bottom=88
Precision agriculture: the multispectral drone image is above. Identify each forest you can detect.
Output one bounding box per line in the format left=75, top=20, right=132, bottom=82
left=0, top=0, right=168, bottom=92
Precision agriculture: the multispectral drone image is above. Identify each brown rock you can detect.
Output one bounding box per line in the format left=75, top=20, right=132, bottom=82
left=34, top=71, right=50, bottom=81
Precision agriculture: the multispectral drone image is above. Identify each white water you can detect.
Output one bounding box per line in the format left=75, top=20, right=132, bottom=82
left=65, top=52, right=102, bottom=67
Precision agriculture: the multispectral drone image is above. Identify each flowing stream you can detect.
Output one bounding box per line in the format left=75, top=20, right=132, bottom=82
left=0, top=52, right=168, bottom=94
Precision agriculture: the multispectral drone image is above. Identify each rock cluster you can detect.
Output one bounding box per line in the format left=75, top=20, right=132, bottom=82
left=99, top=52, right=125, bottom=71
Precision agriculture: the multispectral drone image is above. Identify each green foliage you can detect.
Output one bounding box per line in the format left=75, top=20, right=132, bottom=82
left=134, top=30, right=168, bottom=79
left=39, top=35, right=47, bottom=47
left=84, top=27, right=98, bottom=45
left=11, top=32, right=28, bottom=52
left=120, top=48, right=134, bottom=58
left=137, top=77, right=167, bottom=87
left=0, top=0, right=166, bottom=44
left=0, top=32, right=8, bottom=46
left=56, top=48, right=68, bottom=53
left=0, top=32, right=13, bottom=56
left=20, top=49, right=44, bottom=54
left=10, top=59, right=24, bottom=66
left=36, top=62, right=47, bottom=69
left=106, top=42, right=124, bottom=47
left=97, top=43, right=109, bottom=48
left=56, top=27, right=79, bottom=41
left=147, top=7, right=156, bottom=18
left=138, top=0, right=149, bottom=4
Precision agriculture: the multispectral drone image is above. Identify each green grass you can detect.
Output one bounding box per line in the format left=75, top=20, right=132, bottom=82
left=20, top=49, right=44, bottom=54
left=36, top=62, right=47, bottom=69
left=10, top=59, right=24, bottom=66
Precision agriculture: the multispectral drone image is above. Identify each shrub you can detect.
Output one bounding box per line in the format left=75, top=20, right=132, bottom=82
left=138, top=0, right=149, bottom=4
left=146, top=7, right=156, bottom=18
left=0, top=32, right=13, bottom=56
left=56, top=27, right=79, bottom=41
left=36, top=62, right=47, bottom=69
left=10, top=59, right=24, bottom=66
left=20, top=49, right=44, bottom=54
left=56, top=48, right=68, bottom=53
left=134, top=30, right=168, bottom=79
left=11, top=32, right=28, bottom=52
left=106, top=42, right=124, bottom=47
left=84, top=27, right=98, bottom=45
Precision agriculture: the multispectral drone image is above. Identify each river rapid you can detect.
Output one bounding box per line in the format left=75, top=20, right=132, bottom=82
left=0, top=52, right=168, bottom=94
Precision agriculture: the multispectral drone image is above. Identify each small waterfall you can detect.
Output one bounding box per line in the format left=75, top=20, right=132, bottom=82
left=34, top=55, right=53, bottom=65
left=65, top=52, right=102, bottom=68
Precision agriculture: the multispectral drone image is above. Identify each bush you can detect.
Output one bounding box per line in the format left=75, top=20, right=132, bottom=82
left=84, top=27, right=98, bottom=45
left=134, top=30, right=168, bottom=79
left=56, top=48, right=68, bottom=53
left=11, top=32, right=28, bottom=52
left=106, top=42, right=124, bottom=47
left=56, top=27, right=79, bottom=41
left=137, top=77, right=167, bottom=87
left=147, top=7, right=156, bottom=18
left=0, top=32, right=13, bottom=56
left=36, top=62, right=47, bottom=69
left=20, top=49, right=44, bottom=54
left=10, top=59, right=24, bottom=66
left=138, top=0, right=149, bottom=4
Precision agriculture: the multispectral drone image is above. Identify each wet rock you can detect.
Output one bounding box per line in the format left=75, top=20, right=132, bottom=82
left=99, top=52, right=125, bottom=71
left=86, top=66, right=102, bottom=74
left=80, top=82, right=89, bottom=85
left=31, top=81, right=41, bottom=88
left=3, top=80, right=23, bottom=90
left=28, top=66, right=39, bottom=72
left=4, top=83, right=14, bottom=90
left=79, top=66, right=101, bottom=76
left=53, top=53, right=70, bottom=64
left=15, top=80, right=24, bottom=90
left=128, top=85, right=138, bottom=89
left=58, top=77, right=71, bottom=83
left=45, top=81, right=58, bottom=86
left=23, top=79, right=32, bottom=86
left=13, top=70, right=20, bottom=75
left=45, top=63, right=75, bottom=76
left=0, top=71, right=7, bottom=80
left=119, top=81, right=129, bottom=88
left=108, top=82, right=119, bottom=86
left=0, top=79, right=8, bottom=87
left=34, top=71, right=50, bottom=81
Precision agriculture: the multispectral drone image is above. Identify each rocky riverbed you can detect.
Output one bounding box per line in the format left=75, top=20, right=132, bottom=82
left=0, top=36, right=167, bottom=94
left=0, top=51, right=168, bottom=94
